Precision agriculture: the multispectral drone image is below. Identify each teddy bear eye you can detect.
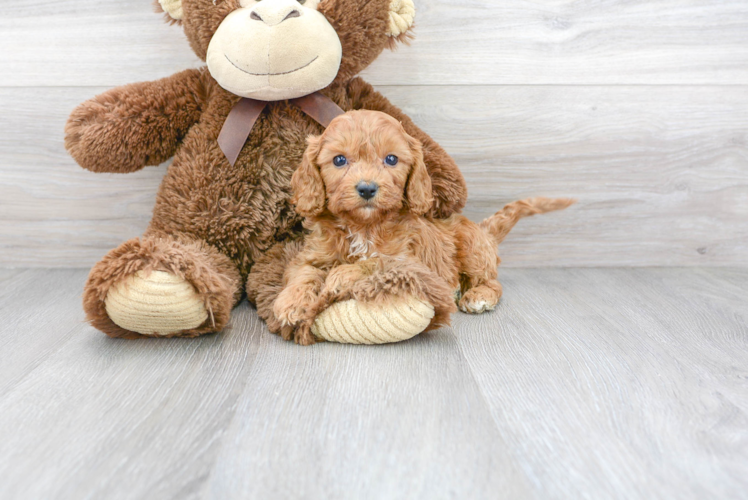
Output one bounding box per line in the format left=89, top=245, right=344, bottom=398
left=333, top=155, right=348, bottom=167
left=384, top=155, right=399, bottom=166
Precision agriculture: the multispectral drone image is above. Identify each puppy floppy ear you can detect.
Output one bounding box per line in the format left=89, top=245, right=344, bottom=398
left=292, top=136, right=326, bottom=217
left=405, top=134, right=434, bottom=216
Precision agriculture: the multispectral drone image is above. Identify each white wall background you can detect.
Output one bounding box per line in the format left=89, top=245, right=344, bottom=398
left=0, top=0, right=746, bottom=267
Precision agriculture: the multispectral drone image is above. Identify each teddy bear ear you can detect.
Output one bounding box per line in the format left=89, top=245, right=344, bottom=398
left=158, top=0, right=184, bottom=21
left=387, top=0, right=416, bottom=39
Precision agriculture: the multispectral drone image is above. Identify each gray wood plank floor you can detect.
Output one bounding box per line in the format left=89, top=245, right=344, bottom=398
left=0, top=268, right=746, bottom=499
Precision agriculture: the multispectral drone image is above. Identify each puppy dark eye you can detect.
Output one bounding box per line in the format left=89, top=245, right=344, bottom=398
left=384, top=155, right=399, bottom=166
left=297, top=0, right=306, bottom=4
left=333, top=155, right=348, bottom=167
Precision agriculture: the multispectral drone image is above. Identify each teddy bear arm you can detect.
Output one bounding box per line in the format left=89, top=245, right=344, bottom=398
left=64, top=68, right=205, bottom=174
left=346, top=78, right=468, bottom=218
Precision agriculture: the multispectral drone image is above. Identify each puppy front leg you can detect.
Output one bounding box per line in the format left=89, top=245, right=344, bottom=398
left=318, top=262, right=377, bottom=304
left=273, top=265, right=327, bottom=345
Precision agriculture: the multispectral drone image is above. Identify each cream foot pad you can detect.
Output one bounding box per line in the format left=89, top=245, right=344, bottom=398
left=311, top=296, right=434, bottom=344
left=105, top=270, right=208, bottom=336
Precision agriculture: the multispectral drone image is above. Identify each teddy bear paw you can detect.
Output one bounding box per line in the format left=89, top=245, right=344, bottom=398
left=311, top=296, right=434, bottom=344
left=104, top=270, right=209, bottom=336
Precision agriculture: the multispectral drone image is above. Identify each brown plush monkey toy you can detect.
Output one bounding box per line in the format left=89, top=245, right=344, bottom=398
left=65, top=0, right=467, bottom=343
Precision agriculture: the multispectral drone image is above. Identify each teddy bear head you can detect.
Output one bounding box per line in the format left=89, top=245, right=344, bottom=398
left=157, top=0, right=416, bottom=101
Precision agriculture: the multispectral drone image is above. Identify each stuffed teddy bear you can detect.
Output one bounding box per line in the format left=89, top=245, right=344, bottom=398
left=65, top=0, right=467, bottom=342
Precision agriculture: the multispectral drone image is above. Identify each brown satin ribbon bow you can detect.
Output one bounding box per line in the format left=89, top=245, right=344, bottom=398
left=217, top=91, right=345, bottom=166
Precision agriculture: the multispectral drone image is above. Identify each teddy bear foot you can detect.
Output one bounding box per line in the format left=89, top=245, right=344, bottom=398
left=84, top=236, right=242, bottom=339
left=311, top=296, right=434, bottom=344
left=105, top=270, right=209, bottom=336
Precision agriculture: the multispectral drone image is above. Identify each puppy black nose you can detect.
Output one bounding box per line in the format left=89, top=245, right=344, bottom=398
left=356, top=182, right=378, bottom=200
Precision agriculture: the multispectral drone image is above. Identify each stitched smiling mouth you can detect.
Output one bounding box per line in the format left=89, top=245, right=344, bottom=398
left=225, top=54, right=319, bottom=76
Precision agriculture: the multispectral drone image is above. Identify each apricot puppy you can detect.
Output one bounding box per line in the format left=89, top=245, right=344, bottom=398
left=273, top=110, right=573, bottom=345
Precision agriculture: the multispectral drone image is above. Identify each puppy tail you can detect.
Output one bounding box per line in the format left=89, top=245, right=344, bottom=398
left=479, top=197, right=576, bottom=245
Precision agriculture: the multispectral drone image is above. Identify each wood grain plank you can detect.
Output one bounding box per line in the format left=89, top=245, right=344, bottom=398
left=202, top=324, right=532, bottom=499
left=452, top=267, right=748, bottom=499
left=0, top=269, right=36, bottom=302
left=364, top=0, right=748, bottom=86
left=0, top=269, right=533, bottom=499
left=0, top=268, right=746, bottom=498
left=0, top=274, right=265, bottom=499
left=0, top=268, right=89, bottom=397
left=1, top=0, right=747, bottom=87
left=1, top=85, right=746, bottom=267
left=0, top=2, right=203, bottom=88
left=385, top=84, right=748, bottom=267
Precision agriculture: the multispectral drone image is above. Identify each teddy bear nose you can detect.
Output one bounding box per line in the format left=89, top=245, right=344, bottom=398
left=356, top=182, right=379, bottom=200
left=250, top=6, right=301, bottom=26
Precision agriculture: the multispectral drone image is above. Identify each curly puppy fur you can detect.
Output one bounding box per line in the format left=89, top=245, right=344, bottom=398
left=66, top=0, right=467, bottom=338
left=267, top=111, right=574, bottom=344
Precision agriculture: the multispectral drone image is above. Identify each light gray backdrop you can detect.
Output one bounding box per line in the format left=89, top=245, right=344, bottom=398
left=1, top=0, right=747, bottom=267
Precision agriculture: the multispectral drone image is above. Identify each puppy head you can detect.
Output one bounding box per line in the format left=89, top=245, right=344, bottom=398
left=291, top=110, right=433, bottom=221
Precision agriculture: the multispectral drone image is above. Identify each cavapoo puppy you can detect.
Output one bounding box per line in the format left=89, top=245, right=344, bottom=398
left=273, top=110, right=574, bottom=345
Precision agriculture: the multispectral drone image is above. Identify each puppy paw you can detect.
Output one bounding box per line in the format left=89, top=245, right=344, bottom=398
left=321, top=264, right=370, bottom=300
left=280, top=324, right=295, bottom=341
left=293, top=323, right=318, bottom=346
left=278, top=321, right=318, bottom=345
left=459, top=285, right=501, bottom=314
left=273, top=295, right=303, bottom=326
left=273, top=286, right=318, bottom=326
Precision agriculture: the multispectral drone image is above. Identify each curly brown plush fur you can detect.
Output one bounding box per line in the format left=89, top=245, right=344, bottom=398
left=262, top=111, right=574, bottom=344
left=66, top=0, right=467, bottom=338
